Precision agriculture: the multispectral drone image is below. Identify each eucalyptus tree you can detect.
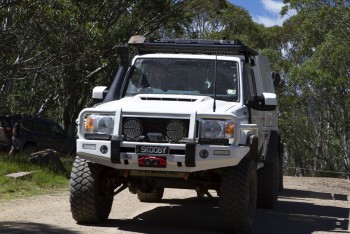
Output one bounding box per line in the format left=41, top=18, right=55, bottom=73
left=182, top=0, right=258, bottom=42
left=279, top=0, right=350, bottom=177
left=0, top=0, right=192, bottom=134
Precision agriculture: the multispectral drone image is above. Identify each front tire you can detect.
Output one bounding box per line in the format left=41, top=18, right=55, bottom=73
left=70, top=156, right=114, bottom=223
left=219, top=157, right=257, bottom=233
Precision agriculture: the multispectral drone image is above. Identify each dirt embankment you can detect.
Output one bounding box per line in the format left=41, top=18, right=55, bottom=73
left=0, top=176, right=349, bottom=234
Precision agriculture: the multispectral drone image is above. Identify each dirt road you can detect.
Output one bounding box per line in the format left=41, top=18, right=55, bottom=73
left=0, top=176, right=349, bottom=234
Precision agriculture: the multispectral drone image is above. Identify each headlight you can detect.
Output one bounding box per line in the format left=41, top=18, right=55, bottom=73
left=199, top=119, right=234, bottom=139
left=85, top=115, right=115, bottom=135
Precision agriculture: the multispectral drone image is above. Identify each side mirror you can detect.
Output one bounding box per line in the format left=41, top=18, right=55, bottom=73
left=249, top=93, right=277, bottom=111
left=92, top=86, right=108, bottom=102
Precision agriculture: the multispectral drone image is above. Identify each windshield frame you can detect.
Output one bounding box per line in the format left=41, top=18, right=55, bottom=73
left=121, top=54, right=241, bottom=102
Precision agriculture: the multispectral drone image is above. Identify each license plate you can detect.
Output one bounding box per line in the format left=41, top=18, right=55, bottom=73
left=136, top=145, right=169, bottom=155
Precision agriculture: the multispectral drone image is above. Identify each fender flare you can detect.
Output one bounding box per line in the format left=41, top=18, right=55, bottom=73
left=264, top=130, right=280, bottom=163
left=247, top=135, right=259, bottom=162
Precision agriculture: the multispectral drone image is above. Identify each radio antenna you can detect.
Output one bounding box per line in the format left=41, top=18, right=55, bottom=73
left=213, top=53, right=217, bottom=112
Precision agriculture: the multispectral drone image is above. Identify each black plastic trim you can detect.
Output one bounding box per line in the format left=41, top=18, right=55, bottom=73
left=129, top=40, right=258, bottom=57
left=185, top=142, right=196, bottom=167
left=111, top=139, right=121, bottom=164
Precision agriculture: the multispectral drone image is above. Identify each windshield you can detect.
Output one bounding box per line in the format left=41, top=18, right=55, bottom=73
left=125, top=58, right=239, bottom=101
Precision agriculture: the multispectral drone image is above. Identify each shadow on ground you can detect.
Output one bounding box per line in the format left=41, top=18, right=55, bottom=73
left=81, top=188, right=350, bottom=234
left=0, top=222, right=78, bottom=234
left=2, top=187, right=348, bottom=234
left=253, top=188, right=349, bottom=234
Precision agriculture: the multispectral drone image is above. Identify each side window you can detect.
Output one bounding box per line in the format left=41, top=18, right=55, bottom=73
left=23, top=119, right=34, bottom=131
left=255, top=55, right=274, bottom=93
left=32, top=121, right=52, bottom=134
left=260, top=72, right=274, bottom=93
left=51, top=124, right=64, bottom=136
left=0, top=118, right=7, bottom=127
left=243, top=64, right=257, bottom=103
left=249, top=68, right=257, bottom=96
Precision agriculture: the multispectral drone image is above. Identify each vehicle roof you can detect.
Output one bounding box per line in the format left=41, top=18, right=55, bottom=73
left=116, top=36, right=258, bottom=63
left=132, top=53, right=243, bottom=62
left=129, top=37, right=258, bottom=57
left=0, top=114, right=59, bottom=124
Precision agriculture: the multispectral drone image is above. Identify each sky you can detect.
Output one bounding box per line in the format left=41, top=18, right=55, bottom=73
left=229, top=0, right=292, bottom=27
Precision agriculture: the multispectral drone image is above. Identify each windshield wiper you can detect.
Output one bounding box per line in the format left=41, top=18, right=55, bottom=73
left=211, top=96, right=236, bottom=101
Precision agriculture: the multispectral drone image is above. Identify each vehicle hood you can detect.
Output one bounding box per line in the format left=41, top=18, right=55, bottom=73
left=96, top=94, right=238, bottom=114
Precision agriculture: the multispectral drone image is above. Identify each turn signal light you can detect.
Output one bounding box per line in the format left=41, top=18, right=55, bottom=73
left=85, top=117, right=94, bottom=132
left=225, top=122, right=234, bottom=137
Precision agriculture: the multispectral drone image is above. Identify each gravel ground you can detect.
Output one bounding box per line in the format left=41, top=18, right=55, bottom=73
left=0, top=176, right=349, bottom=234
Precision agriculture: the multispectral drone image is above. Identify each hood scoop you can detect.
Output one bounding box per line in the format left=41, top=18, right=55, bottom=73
left=140, top=96, right=197, bottom=102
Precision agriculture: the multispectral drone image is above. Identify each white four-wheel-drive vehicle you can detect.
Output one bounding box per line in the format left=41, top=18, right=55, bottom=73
left=70, top=35, right=283, bottom=233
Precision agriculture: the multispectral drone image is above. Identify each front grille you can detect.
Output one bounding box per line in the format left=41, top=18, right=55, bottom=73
left=122, top=117, right=190, bottom=143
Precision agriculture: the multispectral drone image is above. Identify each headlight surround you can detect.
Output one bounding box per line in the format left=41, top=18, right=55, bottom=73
left=85, top=115, right=115, bottom=135
left=199, top=119, right=234, bottom=139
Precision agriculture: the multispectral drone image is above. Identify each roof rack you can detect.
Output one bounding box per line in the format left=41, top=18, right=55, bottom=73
left=126, top=35, right=258, bottom=58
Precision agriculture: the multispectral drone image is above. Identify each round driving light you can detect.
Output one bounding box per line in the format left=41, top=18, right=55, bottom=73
left=123, top=118, right=143, bottom=140
left=166, top=120, right=186, bottom=142
left=199, top=149, right=209, bottom=159
left=100, top=145, right=108, bottom=154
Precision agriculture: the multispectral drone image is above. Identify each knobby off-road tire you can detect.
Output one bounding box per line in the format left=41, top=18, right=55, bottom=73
left=137, top=187, right=164, bottom=202
left=257, top=130, right=280, bottom=209
left=257, top=156, right=279, bottom=209
left=219, top=157, right=257, bottom=234
left=279, top=151, right=284, bottom=191
left=70, top=156, right=114, bottom=223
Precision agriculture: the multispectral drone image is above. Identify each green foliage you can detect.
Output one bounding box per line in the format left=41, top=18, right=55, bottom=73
left=0, top=153, right=73, bottom=200
left=0, top=0, right=192, bottom=134
left=1, top=0, right=349, bottom=178
left=278, top=0, right=350, bottom=177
